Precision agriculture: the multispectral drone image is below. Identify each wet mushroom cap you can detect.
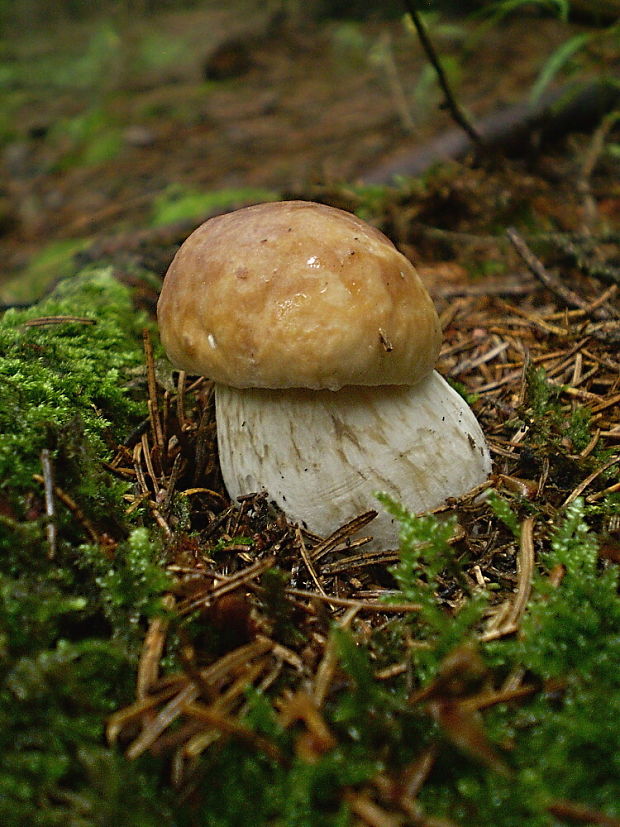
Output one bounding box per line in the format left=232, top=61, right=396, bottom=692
left=157, top=200, right=442, bottom=391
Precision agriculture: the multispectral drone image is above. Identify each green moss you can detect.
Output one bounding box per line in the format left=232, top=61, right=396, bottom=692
left=189, top=720, right=377, bottom=827
left=474, top=499, right=620, bottom=821
left=0, top=268, right=145, bottom=527
left=518, top=364, right=613, bottom=490
left=525, top=363, right=561, bottom=421
left=328, top=498, right=618, bottom=824
left=522, top=498, right=618, bottom=681
left=523, top=364, right=596, bottom=456
left=150, top=185, right=279, bottom=227
left=78, top=528, right=172, bottom=649
left=487, top=489, right=521, bottom=538
left=563, top=405, right=593, bottom=452
left=0, top=267, right=617, bottom=825
left=0, top=546, right=174, bottom=824
left=446, top=376, right=481, bottom=405
left=0, top=239, right=92, bottom=305
left=377, top=494, right=487, bottom=680
left=0, top=270, right=175, bottom=822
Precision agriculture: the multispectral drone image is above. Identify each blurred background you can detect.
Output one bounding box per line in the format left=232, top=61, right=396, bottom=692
left=1, top=0, right=618, bottom=298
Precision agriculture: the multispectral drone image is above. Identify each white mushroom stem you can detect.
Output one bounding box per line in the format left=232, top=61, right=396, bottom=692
left=215, top=370, right=492, bottom=550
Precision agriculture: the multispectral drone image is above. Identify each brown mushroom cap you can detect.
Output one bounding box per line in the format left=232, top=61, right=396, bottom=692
left=157, top=200, right=441, bottom=390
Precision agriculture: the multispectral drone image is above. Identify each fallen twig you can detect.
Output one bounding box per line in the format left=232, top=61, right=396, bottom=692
left=39, top=449, right=56, bottom=559
left=506, top=228, right=611, bottom=322
left=402, top=0, right=483, bottom=147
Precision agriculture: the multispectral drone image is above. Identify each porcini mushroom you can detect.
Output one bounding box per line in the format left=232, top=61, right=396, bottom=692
left=157, top=200, right=491, bottom=548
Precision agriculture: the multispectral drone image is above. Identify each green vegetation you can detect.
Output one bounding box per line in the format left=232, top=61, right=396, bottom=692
left=0, top=270, right=175, bottom=823
left=3, top=265, right=617, bottom=820
left=166, top=498, right=619, bottom=825
left=477, top=498, right=620, bottom=821
left=0, top=251, right=618, bottom=826
left=50, top=107, right=123, bottom=171
left=0, top=239, right=90, bottom=305
left=379, top=496, right=488, bottom=678
left=150, top=185, right=279, bottom=227
left=1, top=2, right=619, bottom=823
left=517, top=364, right=615, bottom=485
left=0, top=269, right=145, bottom=509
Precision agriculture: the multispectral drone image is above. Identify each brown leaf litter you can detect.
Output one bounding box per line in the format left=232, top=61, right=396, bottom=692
left=102, top=204, right=619, bottom=824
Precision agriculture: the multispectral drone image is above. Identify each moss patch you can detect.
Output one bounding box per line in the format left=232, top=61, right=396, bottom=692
left=0, top=270, right=173, bottom=822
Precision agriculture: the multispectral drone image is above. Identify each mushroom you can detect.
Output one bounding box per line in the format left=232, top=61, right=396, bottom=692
left=157, top=200, right=491, bottom=548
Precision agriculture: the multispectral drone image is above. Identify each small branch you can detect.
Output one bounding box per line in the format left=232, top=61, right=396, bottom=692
left=505, top=516, right=535, bottom=629
left=506, top=227, right=612, bottom=322
left=547, top=799, right=620, bottom=826
left=22, top=315, right=96, bottom=328
left=40, top=449, right=57, bottom=559
left=284, top=587, right=422, bottom=613
left=313, top=607, right=358, bottom=707
left=309, top=510, right=377, bottom=563
left=143, top=329, right=164, bottom=456
left=562, top=455, right=620, bottom=507
left=137, top=593, right=175, bottom=701
left=32, top=473, right=102, bottom=547
left=402, top=0, right=483, bottom=147
left=182, top=701, right=284, bottom=764
left=295, top=526, right=332, bottom=605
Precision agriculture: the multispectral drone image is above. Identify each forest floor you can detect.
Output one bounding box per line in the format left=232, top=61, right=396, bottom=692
left=0, top=2, right=606, bottom=291
left=1, top=3, right=619, bottom=826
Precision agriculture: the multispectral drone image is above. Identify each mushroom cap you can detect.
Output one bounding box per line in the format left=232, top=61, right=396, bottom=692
left=157, top=200, right=441, bottom=390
